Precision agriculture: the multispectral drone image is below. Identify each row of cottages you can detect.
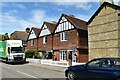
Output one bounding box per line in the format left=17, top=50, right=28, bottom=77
left=87, top=2, right=120, bottom=60
left=27, top=22, right=56, bottom=59
left=26, top=14, right=88, bottom=63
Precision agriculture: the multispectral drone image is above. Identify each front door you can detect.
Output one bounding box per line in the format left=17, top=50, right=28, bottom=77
left=72, top=51, right=76, bottom=62
left=69, top=51, right=76, bottom=65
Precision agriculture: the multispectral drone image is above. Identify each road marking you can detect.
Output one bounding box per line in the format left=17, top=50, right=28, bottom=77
left=16, top=70, right=37, bottom=78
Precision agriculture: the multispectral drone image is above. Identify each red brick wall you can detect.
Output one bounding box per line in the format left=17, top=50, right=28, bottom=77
left=77, top=49, right=88, bottom=62
left=38, top=35, right=53, bottom=51
left=53, top=30, right=79, bottom=50
left=78, top=29, right=88, bottom=49
left=53, top=29, right=88, bottom=62
left=53, top=50, right=60, bottom=61
left=10, top=35, right=14, bottom=40
left=26, top=39, right=38, bottom=50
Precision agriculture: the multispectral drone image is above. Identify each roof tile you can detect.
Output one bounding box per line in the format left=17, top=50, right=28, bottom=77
left=63, top=14, right=87, bottom=30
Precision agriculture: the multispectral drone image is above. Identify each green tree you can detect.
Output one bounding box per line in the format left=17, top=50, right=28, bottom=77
left=2, top=33, right=9, bottom=41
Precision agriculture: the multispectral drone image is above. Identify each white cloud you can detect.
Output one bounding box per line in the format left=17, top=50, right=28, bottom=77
left=2, top=9, right=58, bottom=34
left=15, top=3, right=26, bottom=9
left=0, top=13, right=2, bottom=34
left=31, top=9, right=46, bottom=23
left=2, top=14, right=18, bottom=23
left=55, top=2, right=92, bottom=10
left=29, top=9, right=58, bottom=26
left=2, top=0, right=100, bottom=2
left=57, top=8, right=64, bottom=11
left=76, top=3, right=92, bottom=10
left=1, top=2, right=9, bottom=7
left=4, top=10, right=18, bottom=15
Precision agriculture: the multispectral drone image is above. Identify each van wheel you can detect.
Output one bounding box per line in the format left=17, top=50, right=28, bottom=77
left=6, top=58, right=8, bottom=63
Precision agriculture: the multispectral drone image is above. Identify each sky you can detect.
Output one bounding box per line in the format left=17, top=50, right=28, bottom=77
left=1, top=0, right=120, bottom=35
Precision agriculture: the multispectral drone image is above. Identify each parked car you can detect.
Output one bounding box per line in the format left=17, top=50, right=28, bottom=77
left=65, top=58, right=120, bottom=80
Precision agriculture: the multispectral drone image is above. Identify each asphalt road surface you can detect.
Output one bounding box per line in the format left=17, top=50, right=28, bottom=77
left=0, top=62, right=66, bottom=80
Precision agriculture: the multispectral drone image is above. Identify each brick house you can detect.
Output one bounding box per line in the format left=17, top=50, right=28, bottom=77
left=38, top=21, right=56, bottom=59
left=53, top=14, right=88, bottom=63
left=26, top=27, right=40, bottom=50
left=87, top=2, right=120, bottom=60
left=10, top=29, right=29, bottom=47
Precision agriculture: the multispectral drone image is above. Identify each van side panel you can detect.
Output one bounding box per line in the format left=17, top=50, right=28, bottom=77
left=0, top=41, right=6, bottom=57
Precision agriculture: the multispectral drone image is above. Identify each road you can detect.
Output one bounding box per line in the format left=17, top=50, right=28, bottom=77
left=0, top=62, right=66, bottom=80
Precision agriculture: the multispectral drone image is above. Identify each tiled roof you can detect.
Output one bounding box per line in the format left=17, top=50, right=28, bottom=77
left=44, top=21, right=56, bottom=33
left=27, top=27, right=41, bottom=40
left=32, top=27, right=41, bottom=37
left=63, top=14, right=87, bottom=30
left=11, top=31, right=28, bottom=41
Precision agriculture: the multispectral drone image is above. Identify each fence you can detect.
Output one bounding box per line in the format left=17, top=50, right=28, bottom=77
left=26, top=58, right=41, bottom=63
left=26, top=58, right=85, bottom=67
left=41, top=59, right=69, bottom=67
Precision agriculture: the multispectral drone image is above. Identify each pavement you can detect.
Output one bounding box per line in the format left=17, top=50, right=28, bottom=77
left=27, top=62, right=67, bottom=73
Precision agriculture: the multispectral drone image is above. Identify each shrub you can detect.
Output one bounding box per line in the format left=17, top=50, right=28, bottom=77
left=25, top=50, right=41, bottom=59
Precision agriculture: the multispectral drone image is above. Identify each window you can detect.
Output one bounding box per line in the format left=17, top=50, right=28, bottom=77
left=31, top=40, right=34, bottom=46
left=87, top=59, right=101, bottom=68
left=101, top=60, right=114, bottom=68
left=31, top=31, right=34, bottom=34
left=43, top=37, right=47, bottom=44
left=43, top=26, right=47, bottom=29
left=22, top=41, right=26, bottom=46
left=60, top=50, right=67, bottom=61
left=60, top=32, right=67, bottom=41
left=114, top=61, right=120, bottom=69
left=11, top=47, right=23, bottom=53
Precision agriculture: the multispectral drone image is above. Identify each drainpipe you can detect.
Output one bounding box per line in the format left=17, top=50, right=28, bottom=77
left=37, top=37, right=38, bottom=51
left=52, top=33, right=54, bottom=60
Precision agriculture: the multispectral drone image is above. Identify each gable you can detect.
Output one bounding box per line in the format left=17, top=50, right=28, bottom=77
left=89, top=4, right=119, bottom=26
left=28, top=30, right=36, bottom=40
left=87, top=2, right=120, bottom=25
left=55, top=16, right=74, bottom=33
left=39, top=24, right=51, bottom=37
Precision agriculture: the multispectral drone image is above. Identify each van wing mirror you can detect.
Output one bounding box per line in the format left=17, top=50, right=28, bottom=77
left=8, top=47, right=10, bottom=54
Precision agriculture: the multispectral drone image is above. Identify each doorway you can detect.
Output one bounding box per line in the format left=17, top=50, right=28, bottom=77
left=69, top=51, right=77, bottom=65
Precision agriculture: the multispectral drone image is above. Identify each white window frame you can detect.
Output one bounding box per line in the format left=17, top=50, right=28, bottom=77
left=43, top=37, right=47, bottom=44
left=60, top=31, right=67, bottom=41
left=31, top=39, right=34, bottom=46
left=60, top=50, right=67, bottom=61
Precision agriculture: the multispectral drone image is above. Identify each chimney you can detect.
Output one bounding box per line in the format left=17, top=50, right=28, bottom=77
left=26, top=27, right=30, bottom=33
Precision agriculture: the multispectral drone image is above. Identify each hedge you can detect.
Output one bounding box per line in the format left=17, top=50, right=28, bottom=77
left=25, top=50, right=41, bottom=59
